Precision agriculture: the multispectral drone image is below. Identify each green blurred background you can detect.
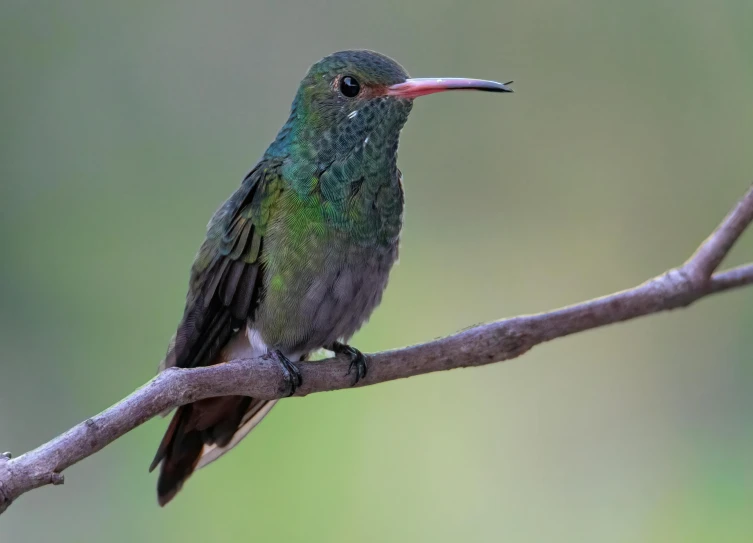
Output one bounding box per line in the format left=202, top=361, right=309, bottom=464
left=2, top=1, right=753, bottom=541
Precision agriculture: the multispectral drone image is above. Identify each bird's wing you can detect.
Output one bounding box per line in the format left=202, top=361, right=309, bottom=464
left=161, top=162, right=284, bottom=371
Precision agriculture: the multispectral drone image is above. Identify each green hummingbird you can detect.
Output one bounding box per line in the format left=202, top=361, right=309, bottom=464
left=150, top=49, right=512, bottom=505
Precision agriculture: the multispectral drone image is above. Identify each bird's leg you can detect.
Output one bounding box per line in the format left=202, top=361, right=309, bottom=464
left=328, top=342, right=368, bottom=386
left=273, top=350, right=302, bottom=396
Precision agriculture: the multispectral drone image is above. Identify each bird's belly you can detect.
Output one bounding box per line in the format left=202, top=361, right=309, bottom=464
left=254, top=234, right=398, bottom=354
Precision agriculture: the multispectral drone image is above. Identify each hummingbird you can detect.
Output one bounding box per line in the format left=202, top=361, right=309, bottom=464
left=150, top=49, right=512, bottom=505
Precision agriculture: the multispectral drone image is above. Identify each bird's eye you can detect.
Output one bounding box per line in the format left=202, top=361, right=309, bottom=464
left=339, top=76, right=361, bottom=98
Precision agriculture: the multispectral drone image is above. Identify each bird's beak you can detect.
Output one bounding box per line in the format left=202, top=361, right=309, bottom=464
left=386, top=78, right=513, bottom=99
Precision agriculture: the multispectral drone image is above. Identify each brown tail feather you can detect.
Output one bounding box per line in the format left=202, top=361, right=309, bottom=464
left=154, top=407, right=204, bottom=507
left=150, top=396, right=274, bottom=506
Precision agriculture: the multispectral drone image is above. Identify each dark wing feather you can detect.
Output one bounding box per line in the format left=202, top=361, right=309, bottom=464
left=163, top=162, right=283, bottom=371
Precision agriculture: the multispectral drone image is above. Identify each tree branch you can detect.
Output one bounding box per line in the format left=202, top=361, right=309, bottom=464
left=2, top=184, right=752, bottom=515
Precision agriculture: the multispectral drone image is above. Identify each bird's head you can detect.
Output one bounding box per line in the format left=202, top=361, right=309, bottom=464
left=266, top=50, right=512, bottom=192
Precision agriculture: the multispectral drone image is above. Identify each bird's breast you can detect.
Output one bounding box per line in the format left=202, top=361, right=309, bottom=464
left=254, top=184, right=402, bottom=353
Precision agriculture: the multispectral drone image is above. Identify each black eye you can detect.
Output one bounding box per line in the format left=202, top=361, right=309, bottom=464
left=339, top=76, right=361, bottom=98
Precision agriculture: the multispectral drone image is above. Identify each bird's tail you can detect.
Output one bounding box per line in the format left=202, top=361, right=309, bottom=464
left=149, top=395, right=277, bottom=506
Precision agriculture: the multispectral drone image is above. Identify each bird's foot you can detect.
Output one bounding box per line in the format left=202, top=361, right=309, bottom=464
left=329, top=342, right=368, bottom=386
left=273, top=350, right=302, bottom=396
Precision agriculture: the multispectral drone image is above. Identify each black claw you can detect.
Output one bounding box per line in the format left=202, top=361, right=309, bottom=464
left=274, top=350, right=302, bottom=396
left=329, top=342, right=368, bottom=386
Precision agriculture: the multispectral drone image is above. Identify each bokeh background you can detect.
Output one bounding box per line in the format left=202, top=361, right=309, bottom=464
left=2, top=1, right=752, bottom=541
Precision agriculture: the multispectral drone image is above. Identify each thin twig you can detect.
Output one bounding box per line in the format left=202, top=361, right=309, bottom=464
left=685, top=185, right=753, bottom=279
left=1, top=183, right=752, bottom=515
